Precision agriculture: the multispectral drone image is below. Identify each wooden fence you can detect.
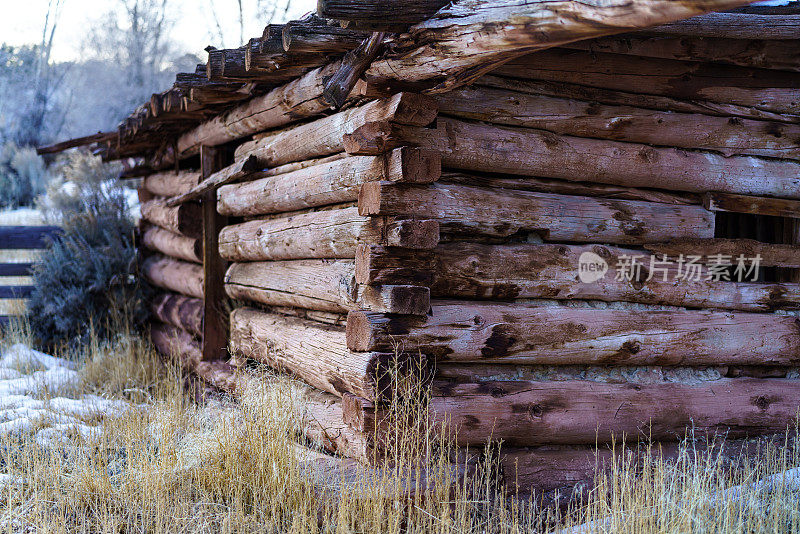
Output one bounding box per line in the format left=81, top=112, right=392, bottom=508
left=0, top=226, right=61, bottom=326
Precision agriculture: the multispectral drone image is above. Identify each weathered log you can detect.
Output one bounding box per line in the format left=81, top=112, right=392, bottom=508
left=140, top=199, right=202, bottom=238
left=218, top=207, right=439, bottom=262
left=436, top=85, right=800, bottom=160
left=230, top=306, right=423, bottom=400
left=644, top=239, right=800, bottom=268
left=217, top=148, right=440, bottom=217
left=428, top=378, right=800, bottom=446
left=176, top=62, right=343, bottom=154
left=282, top=20, right=370, bottom=53
left=142, top=170, right=202, bottom=197
left=441, top=172, right=699, bottom=206
left=142, top=255, right=204, bottom=299
left=150, top=322, right=239, bottom=392
left=646, top=13, right=800, bottom=39
left=234, top=93, right=438, bottom=167
left=36, top=131, right=116, bottom=155
left=564, top=36, right=800, bottom=72
left=424, top=242, right=800, bottom=312
left=149, top=292, right=203, bottom=338
left=166, top=155, right=260, bottom=207
left=432, top=239, right=800, bottom=311
left=323, top=32, right=385, bottom=108
left=0, top=226, right=61, bottom=249
left=364, top=0, right=759, bottom=91
left=356, top=245, right=434, bottom=285
left=206, top=48, right=248, bottom=80
left=478, top=75, right=800, bottom=124
left=704, top=192, right=800, bottom=219
left=0, top=286, right=32, bottom=299
left=346, top=301, right=800, bottom=365
left=493, top=49, right=800, bottom=115
left=358, top=182, right=714, bottom=243
left=317, top=0, right=449, bottom=24
left=141, top=225, right=202, bottom=264
left=225, top=260, right=429, bottom=315
left=379, top=117, right=800, bottom=199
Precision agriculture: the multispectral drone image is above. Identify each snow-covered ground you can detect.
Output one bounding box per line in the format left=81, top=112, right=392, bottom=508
left=0, top=344, right=133, bottom=449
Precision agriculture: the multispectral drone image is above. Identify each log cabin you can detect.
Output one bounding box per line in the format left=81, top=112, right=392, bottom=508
left=40, top=0, right=800, bottom=499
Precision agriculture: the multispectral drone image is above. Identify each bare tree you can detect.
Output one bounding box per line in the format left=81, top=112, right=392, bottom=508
left=205, top=0, right=294, bottom=48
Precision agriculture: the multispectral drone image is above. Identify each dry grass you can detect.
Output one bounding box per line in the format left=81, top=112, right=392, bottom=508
left=0, top=322, right=798, bottom=533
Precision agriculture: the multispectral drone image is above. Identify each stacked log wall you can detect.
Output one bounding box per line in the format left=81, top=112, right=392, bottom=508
left=145, top=23, right=800, bottom=498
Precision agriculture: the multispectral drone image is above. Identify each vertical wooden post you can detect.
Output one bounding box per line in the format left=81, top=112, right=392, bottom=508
left=200, top=145, right=229, bottom=361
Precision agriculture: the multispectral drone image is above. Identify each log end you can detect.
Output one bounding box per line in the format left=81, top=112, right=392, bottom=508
left=391, top=92, right=439, bottom=127
left=346, top=310, right=376, bottom=352
left=358, top=284, right=430, bottom=315
left=384, top=219, right=440, bottom=249
left=386, top=147, right=441, bottom=183
left=358, top=181, right=383, bottom=216
left=344, top=121, right=397, bottom=155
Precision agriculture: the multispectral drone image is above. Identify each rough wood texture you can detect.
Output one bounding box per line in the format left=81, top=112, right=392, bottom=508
left=478, top=74, right=799, bottom=124
left=166, top=155, right=260, bottom=207
left=317, top=0, right=449, bottom=24
left=494, top=49, right=800, bottom=115
left=359, top=181, right=714, bottom=243
left=704, top=192, right=800, bottom=219
left=230, top=306, right=422, bottom=400
left=323, top=32, right=385, bottom=108
left=564, top=36, right=800, bottom=72
left=396, top=117, right=800, bottom=199
left=365, top=0, right=759, bottom=91
left=646, top=13, right=800, bottom=39
left=436, top=85, right=800, bottom=160
left=282, top=18, right=370, bottom=53
left=217, top=148, right=440, bottom=217
left=200, top=146, right=229, bottom=362
left=140, top=199, right=202, bottom=238
left=225, top=260, right=430, bottom=315
left=234, top=93, right=437, bottom=168
left=149, top=292, right=204, bottom=338
left=150, top=322, right=240, bottom=392
left=441, top=171, right=699, bottom=206
left=143, top=171, right=202, bottom=197
left=218, top=207, right=439, bottom=262
left=346, top=301, right=800, bottom=365
left=425, top=378, right=800, bottom=446
left=142, top=255, right=204, bottom=299
left=644, top=239, right=800, bottom=268
left=355, top=245, right=434, bottom=285
left=142, top=225, right=202, bottom=264
left=427, top=242, right=800, bottom=312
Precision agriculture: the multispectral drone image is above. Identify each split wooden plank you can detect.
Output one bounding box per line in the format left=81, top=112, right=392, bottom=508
left=149, top=292, right=204, bottom=338
left=317, top=0, right=449, bottom=25
left=563, top=36, right=800, bottom=72
left=644, top=239, right=800, bottom=267
left=323, top=32, right=386, bottom=108
left=233, top=92, right=437, bottom=168
left=422, top=242, right=800, bottom=312
left=0, top=226, right=61, bottom=249
left=199, top=146, right=229, bottom=362
left=704, top=192, right=800, bottom=219
left=217, top=148, right=440, bottom=217
left=365, top=0, right=760, bottom=91
left=166, top=155, right=260, bottom=207
left=493, top=49, right=800, bottom=115
left=360, top=117, right=800, bottom=199
left=140, top=199, right=202, bottom=239
left=436, top=85, right=800, bottom=160
left=142, top=255, right=204, bottom=299
left=282, top=19, right=370, bottom=53
left=218, top=207, right=439, bottom=262
left=141, top=225, right=202, bottom=264
left=358, top=182, right=714, bottom=244
left=142, top=170, right=202, bottom=197
left=230, top=306, right=424, bottom=400
left=225, top=260, right=429, bottom=315
left=346, top=300, right=800, bottom=365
